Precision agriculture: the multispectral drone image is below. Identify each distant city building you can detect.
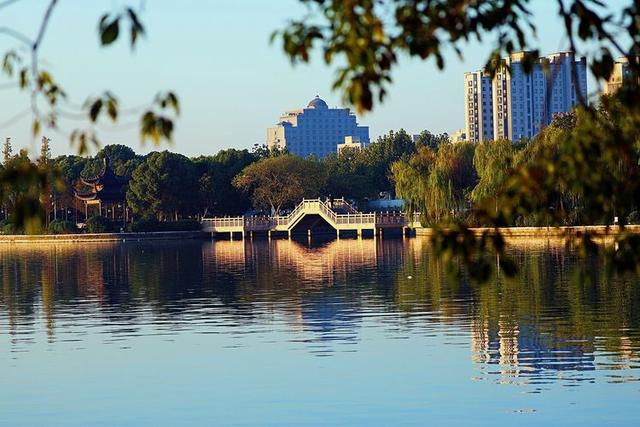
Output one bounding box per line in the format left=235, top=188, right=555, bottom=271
left=449, top=128, right=467, bottom=143
left=464, top=51, right=587, bottom=143
left=267, top=96, right=369, bottom=158
left=337, top=136, right=364, bottom=153
left=602, top=56, right=640, bottom=95
left=464, top=70, right=494, bottom=143
left=493, top=51, right=587, bottom=141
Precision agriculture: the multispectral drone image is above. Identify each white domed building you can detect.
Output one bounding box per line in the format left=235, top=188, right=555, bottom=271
left=266, top=96, right=370, bottom=158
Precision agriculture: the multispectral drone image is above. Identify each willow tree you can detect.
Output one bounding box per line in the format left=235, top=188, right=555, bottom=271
left=392, top=142, right=476, bottom=224
left=391, top=146, right=436, bottom=220
left=470, top=140, right=515, bottom=215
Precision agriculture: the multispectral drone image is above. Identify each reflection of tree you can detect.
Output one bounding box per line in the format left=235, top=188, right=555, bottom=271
left=0, top=238, right=638, bottom=371
left=392, top=238, right=640, bottom=383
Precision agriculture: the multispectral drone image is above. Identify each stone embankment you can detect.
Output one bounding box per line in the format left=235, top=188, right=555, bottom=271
left=0, top=231, right=205, bottom=244
left=415, top=225, right=640, bottom=238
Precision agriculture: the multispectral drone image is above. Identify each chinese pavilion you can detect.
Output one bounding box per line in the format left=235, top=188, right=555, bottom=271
left=75, top=158, right=130, bottom=221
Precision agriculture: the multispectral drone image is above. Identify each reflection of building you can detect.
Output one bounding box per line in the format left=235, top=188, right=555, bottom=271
left=602, top=56, right=640, bottom=95
left=266, top=96, right=370, bottom=158
left=470, top=316, right=595, bottom=381
left=75, top=158, right=129, bottom=220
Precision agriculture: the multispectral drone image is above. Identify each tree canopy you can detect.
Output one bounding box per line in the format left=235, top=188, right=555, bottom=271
left=233, top=155, right=326, bottom=215
left=127, top=151, right=199, bottom=221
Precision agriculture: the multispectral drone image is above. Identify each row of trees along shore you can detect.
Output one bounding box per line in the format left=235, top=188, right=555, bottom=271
left=1, top=95, right=639, bottom=235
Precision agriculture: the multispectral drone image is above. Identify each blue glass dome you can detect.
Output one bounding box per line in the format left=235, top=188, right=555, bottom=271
left=307, top=96, right=328, bottom=109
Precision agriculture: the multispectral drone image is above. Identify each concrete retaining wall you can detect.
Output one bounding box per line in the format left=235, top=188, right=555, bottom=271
left=415, top=225, right=640, bottom=238
left=0, top=231, right=206, bottom=244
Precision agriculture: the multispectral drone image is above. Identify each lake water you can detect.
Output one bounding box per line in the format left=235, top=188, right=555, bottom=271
left=1, top=237, right=639, bottom=426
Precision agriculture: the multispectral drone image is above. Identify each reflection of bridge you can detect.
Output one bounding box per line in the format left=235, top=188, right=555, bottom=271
left=202, top=198, right=420, bottom=239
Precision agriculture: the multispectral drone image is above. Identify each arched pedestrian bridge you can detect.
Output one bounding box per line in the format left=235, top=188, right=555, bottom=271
left=201, top=198, right=420, bottom=239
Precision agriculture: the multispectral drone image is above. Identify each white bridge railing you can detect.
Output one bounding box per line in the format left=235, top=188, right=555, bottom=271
left=201, top=198, right=411, bottom=232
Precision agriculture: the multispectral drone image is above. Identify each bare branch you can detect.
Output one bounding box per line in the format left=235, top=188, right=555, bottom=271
left=0, top=107, right=30, bottom=128
left=33, top=0, right=58, bottom=51
left=556, top=0, right=588, bottom=107
left=0, top=27, right=32, bottom=46
left=0, top=0, right=22, bottom=9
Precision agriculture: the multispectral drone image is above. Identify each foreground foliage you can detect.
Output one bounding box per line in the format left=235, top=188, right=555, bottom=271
left=275, top=0, right=640, bottom=283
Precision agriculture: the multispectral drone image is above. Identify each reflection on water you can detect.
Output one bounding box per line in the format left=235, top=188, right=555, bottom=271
left=1, top=237, right=639, bottom=424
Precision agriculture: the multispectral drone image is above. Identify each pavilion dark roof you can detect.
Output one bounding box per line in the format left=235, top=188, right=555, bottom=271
left=74, top=158, right=130, bottom=203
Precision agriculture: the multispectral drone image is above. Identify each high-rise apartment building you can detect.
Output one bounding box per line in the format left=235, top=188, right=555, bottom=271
left=465, top=51, right=587, bottom=142
left=602, top=56, right=639, bottom=95
left=494, top=51, right=587, bottom=141
left=464, top=71, right=494, bottom=143
left=267, top=96, right=370, bottom=158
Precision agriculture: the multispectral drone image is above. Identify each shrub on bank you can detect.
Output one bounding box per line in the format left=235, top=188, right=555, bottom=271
left=48, top=219, right=76, bottom=234
left=126, top=216, right=159, bottom=232
left=86, top=216, right=113, bottom=233
left=159, top=219, right=201, bottom=232
left=0, top=220, right=21, bottom=235
left=127, top=217, right=200, bottom=232
left=627, top=211, right=640, bottom=225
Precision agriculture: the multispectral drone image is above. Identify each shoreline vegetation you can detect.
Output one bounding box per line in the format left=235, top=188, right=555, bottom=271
left=3, top=112, right=640, bottom=238
left=1, top=225, right=638, bottom=244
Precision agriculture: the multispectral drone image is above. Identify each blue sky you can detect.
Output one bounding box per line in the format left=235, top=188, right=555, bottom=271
left=0, top=0, right=627, bottom=157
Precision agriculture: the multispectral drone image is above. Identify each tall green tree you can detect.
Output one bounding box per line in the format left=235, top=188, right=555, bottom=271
left=127, top=151, right=199, bottom=221
left=83, top=144, right=141, bottom=178
left=323, top=147, right=372, bottom=199
left=37, top=137, right=54, bottom=225
left=52, top=155, right=87, bottom=221
left=193, top=148, right=257, bottom=215
left=0, top=150, right=47, bottom=233
left=1, top=138, right=11, bottom=165
left=361, top=129, right=416, bottom=194
left=414, top=130, right=450, bottom=151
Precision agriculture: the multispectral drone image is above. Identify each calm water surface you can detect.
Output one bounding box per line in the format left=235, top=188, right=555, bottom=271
left=1, top=237, right=639, bottom=426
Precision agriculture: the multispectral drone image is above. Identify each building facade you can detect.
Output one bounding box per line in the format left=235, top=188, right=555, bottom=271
left=449, top=128, right=467, bottom=143
left=602, top=57, right=639, bottom=95
left=267, top=96, right=369, bottom=158
left=493, top=51, right=587, bottom=141
left=337, top=136, right=364, bottom=153
left=465, top=51, right=587, bottom=143
left=464, top=71, right=494, bottom=143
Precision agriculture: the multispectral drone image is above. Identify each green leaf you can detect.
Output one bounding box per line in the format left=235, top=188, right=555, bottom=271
left=32, top=119, right=40, bottom=137
left=89, top=99, right=103, bottom=122
left=100, top=17, right=120, bottom=46
left=107, top=99, right=118, bottom=121
left=126, top=8, right=145, bottom=48
left=19, top=68, right=28, bottom=89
